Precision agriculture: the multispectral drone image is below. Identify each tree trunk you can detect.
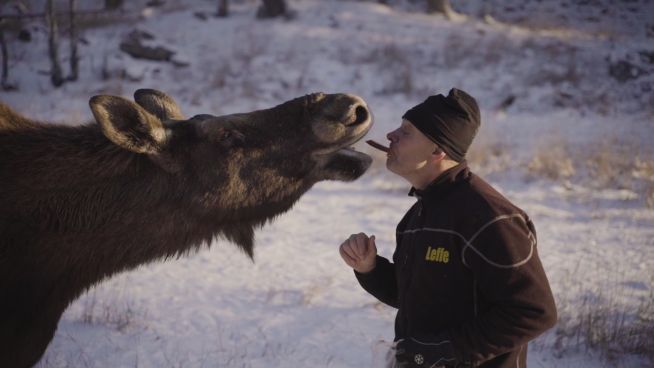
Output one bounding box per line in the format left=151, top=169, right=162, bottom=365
left=426, top=0, right=454, bottom=18
left=46, top=0, right=65, bottom=87
left=104, top=0, right=123, bottom=10
left=257, top=0, right=287, bottom=19
left=1, top=8, right=20, bottom=90
left=0, top=27, right=13, bottom=90
left=68, top=0, right=79, bottom=81
left=217, top=0, right=229, bottom=17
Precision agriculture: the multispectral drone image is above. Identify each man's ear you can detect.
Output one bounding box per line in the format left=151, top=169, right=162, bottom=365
left=432, top=146, right=447, bottom=162
left=133, top=88, right=185, bottom=121
left=89, top=95, right=168, bottom=154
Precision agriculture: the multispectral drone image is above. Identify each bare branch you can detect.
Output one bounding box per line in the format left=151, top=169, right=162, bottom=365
left=0, top=26, right=17, bottom=90
left=46, top=0, right=65, bottom=87
left=68, top=0, right=79, bottom=81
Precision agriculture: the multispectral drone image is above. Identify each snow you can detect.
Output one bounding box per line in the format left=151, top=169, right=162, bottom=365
left=1, top=0, right=652, bottom=367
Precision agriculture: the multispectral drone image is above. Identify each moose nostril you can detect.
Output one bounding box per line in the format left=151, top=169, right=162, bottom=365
left=353, top=105, right=368, bottom=126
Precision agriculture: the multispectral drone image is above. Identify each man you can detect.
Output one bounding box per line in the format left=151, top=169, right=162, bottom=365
left=339, top=88, right=557, bottom=368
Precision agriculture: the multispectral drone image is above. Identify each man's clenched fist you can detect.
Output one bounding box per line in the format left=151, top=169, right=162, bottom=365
left=339, top=232, right=377, bottom=273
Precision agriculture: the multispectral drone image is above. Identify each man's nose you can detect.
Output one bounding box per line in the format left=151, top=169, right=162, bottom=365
left=386, top=130, right=397, bottom=142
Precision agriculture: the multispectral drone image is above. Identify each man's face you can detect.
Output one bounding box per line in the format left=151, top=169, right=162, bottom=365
left=385, top=119, right=437, bottom=177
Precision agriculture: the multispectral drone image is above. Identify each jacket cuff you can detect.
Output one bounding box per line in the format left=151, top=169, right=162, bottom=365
left=354, top=255, right=388, bottom=278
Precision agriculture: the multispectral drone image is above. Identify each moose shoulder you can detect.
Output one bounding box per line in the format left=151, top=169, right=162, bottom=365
left=0, top=89, right=373, bottom=368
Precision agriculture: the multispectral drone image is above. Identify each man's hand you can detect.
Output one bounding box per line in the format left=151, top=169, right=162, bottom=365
left=339, top=233, right=377, bottom=273
left=395, top=334, right=460, bottom=368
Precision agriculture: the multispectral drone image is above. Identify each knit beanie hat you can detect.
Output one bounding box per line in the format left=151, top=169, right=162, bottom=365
left=402, top=88, right=481, bottom=162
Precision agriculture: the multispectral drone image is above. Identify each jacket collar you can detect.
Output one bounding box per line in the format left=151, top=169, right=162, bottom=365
left=409, top=160, right=470, bottom=200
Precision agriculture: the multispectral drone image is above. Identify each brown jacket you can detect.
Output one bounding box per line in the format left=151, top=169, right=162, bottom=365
left=356, top=162, right=557, bottom=367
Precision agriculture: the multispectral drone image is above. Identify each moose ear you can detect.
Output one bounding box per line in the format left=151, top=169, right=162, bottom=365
left=89, top=95, right=168, bottom=154
left=133, top=88, right=185, bottom=121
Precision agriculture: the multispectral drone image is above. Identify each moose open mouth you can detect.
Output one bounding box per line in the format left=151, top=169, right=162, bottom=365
left=311, top=103, right=373, bottom=180
left=327, top=114, right=373, bottom=160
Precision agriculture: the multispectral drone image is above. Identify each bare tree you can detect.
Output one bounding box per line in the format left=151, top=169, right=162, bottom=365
left=46, top=0, right=64, bottom=87
left=0, top=23, right=16, bottom=90
left=217, top=0, right=229, bottom=17
left=0, top=2, right=28, bottom=90
left=68, top=0, right=78, bottom=81
left=256, top=0, right=289, bottom=19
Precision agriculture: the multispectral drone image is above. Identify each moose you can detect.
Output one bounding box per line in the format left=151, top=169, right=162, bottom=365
left=0, top=89, right=373, bottom=367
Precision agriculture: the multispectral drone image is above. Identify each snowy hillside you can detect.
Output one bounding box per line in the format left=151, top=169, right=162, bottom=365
left=1, top=0, right=652, bottom=367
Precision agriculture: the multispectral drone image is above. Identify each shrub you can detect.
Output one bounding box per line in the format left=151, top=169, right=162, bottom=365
left=525, top=144, right=575, bottom=181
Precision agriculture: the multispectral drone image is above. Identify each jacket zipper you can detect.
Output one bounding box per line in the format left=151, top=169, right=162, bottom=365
left=399, top=199, right=425, bottom=336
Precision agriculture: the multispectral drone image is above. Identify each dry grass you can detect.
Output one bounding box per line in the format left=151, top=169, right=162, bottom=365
left=580, top=138, right=634, bottom=189
left=79, top=290, right=145, bottom=332
left=553, top=288, right=654, bottom=364
left=577, top=140, right=654, bottom=208
left=536, top=260, right=654, bottom=366
left=465, top=133, right=653, bottom=207
left=633, top=158, right=654, bottom=208
left=646, top=183, right=654, bottom=208
left=633, top=158, right=654, bottom=180
left=466, top=139, right=512, bottom=176
left=525, top=143, right=575, bottom=181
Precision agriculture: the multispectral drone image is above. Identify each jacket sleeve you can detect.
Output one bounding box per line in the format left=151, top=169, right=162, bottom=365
left=447, top=214, right=557, bottom=365
left=354, top=255, right=399, bottom=309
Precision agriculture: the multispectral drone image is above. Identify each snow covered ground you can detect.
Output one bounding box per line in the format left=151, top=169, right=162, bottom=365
left=2, top=0, right=653, bottom=367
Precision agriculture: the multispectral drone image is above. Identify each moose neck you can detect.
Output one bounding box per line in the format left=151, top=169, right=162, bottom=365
left=2, top=124, right=203, bottom=293
left=1, top=120, right=312, bottom=290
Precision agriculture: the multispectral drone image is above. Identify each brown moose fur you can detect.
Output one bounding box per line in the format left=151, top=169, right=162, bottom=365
left=0, top=89, right=372, bottom=367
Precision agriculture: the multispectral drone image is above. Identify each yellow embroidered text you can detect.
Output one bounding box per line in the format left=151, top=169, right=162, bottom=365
left=425, top=246, right=449, bottom=263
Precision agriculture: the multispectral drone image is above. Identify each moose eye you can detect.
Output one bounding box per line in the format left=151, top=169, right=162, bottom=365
left=215, top=128, right=245, bottom=147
